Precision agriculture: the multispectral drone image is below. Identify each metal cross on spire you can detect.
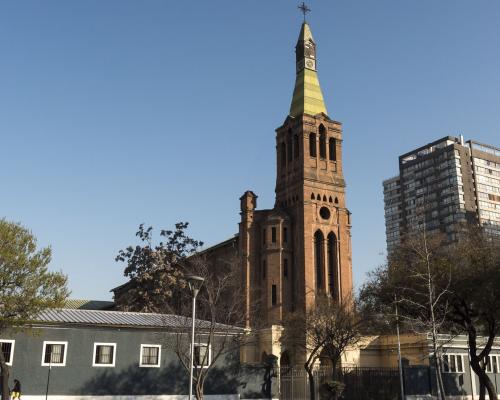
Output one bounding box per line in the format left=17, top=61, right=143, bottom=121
left=298, top=2, right=311, bottom=22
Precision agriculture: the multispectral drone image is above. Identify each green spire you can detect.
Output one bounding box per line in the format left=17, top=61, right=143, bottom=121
left=289, top=22, right=328, bottom=118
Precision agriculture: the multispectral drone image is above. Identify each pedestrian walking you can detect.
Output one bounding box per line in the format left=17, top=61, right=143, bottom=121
left=11, top=379, right=21, bottom=400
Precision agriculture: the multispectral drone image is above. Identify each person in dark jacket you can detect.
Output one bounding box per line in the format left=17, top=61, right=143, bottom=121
left=11, top=379, right=21, bottom=400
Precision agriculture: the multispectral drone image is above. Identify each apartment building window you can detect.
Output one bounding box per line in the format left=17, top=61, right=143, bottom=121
left=443, top=354, right=464, bottom=373
left=42, top=341, right=67, bottom=366
left=93, top=343, right=116, bottom=367
left=283, top=258, right=288, bottom=278
left=283, top=227, right=288, bottom=243
left=0, top=340, right=15, bottom=366
left=140, top=344, right=161, bottom=367
left=271, top=227, right=277, bottom=243
left=262, top=260, right=266, bottom=279
left=262, top=228, right=266, bottom=245
left=193, top=344, right=210, bottom=368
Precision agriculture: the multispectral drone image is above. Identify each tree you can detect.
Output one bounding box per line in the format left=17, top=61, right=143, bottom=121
left=360, top=229, right=452, bottom=400
left=446, top=227, right=500, bottom=400
left=114, top=222, right=203, bottom=313
left=280, top=294, right=361, bottom=400
left=165, top=254, right=250, bottom=400
left=0, top=219, right=68, bottom=400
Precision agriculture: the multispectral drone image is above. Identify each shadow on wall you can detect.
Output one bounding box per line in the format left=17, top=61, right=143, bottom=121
left=239, top=354, right=279, bottom=399
left=78, top=353, right=277, bottom=399
left=78, top=363, right=188, bottom=395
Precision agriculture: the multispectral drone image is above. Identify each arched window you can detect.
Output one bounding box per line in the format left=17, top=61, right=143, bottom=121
left=329, top=138, right=336, bottom=161
left=329, top=196, right=333, bottom=203
left=311, top=193, right=315, bottom=200
left=335, top=197, right=339, bottom=205
left=319, top=125, right=326, bottom=159
left=287, top=130, right=293, bottom=162
left=327, top=232, right=337, bottom=296
left=294, top=135, right=299, bottom=158
left=314, top=230, right=324, bottom=290
left=309, top=133, right=316, bottom=157
left=281, top=142, right=286, bottom=168
left=323, top=195, right=327, bottom=202
left=316, top=194, right=321, bottom=201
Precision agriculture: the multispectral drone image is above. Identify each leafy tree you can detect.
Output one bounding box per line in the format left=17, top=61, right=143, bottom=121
left=0, top=219, right=68, bottom=400
left=114, top=222, right=203, bottom=313
left=360, top=229, right=451, bottom=400
left=446, top=227, right=500, bottom=400
left=280, top=294, right=361, bottom=400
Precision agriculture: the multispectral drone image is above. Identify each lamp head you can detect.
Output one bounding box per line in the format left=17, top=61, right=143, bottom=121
left=185, top=274, right=205, bottom=294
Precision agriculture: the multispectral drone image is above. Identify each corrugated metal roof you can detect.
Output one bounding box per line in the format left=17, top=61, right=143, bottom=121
left=36, top=308, right=242, bottom=332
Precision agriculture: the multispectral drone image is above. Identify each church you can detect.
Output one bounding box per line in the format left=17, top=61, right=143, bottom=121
left=203, top=18, right=353, bottom=364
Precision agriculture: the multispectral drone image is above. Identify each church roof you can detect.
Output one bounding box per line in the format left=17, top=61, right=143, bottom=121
left=289, top=22, right=328, bottom=118
left=63, top=299, right=115, bottom=310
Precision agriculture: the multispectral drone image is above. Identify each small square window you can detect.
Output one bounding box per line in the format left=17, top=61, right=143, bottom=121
left=42, top=341, right=67, bottom=366
left=140, top=344, right=161, bottom=368
left=0, top=340, right=15, bottom=366
left=193, top=344, right=210, bottom=368
left=93, top=343, right=116, bottom=367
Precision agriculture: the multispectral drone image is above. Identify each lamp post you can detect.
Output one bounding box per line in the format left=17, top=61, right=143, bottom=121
left=379, top=306, right=405, bottom=400
left=394, top=297, right=405, bottom=400
left=185, top=274, right=204, bottom=400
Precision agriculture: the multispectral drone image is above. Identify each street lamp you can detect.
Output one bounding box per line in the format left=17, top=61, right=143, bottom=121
left=394, top=299, right=405, bottom=400
left=185, top=274, right=204, bottom=400
left=378, top=307, right=405, bottom=400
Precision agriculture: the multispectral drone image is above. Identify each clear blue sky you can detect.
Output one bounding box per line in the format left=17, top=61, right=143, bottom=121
left=1, top=1, right=499, bottom=300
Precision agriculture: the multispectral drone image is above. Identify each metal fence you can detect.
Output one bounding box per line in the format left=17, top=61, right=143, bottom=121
left=279, top=366, right=402, bottom=400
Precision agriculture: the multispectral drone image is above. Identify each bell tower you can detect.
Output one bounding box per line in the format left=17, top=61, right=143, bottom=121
left=275, top=21, right=353, bottom=313
left=237, top=17, right=353, bottom=364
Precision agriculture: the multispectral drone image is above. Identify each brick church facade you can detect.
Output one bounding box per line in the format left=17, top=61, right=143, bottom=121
left=204, top=21, right=353, bottom=363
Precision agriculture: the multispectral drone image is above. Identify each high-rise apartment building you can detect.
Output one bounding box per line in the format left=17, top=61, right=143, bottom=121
left=383, top=136, right=500, bottom=252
